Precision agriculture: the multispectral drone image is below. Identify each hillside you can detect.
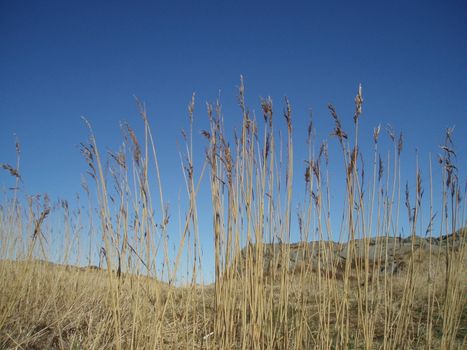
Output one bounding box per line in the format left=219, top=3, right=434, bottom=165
left=237, top=231, right=466, bottom=279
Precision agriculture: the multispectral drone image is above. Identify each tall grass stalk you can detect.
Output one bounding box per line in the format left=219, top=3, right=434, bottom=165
left=0, top=81, right=465, bottom=349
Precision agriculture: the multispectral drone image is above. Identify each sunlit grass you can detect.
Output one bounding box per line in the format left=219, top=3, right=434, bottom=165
left=0, top=80, right=465, bottom=349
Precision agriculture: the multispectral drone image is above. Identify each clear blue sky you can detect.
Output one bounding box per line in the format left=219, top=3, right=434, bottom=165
left=1, top=0, right=466, bottom=280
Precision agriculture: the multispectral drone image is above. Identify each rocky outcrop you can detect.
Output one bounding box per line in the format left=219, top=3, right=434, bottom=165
left=237, top=230, right=465, bottom=278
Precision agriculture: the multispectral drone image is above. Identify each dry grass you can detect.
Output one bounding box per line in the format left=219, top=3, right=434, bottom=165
left=0, top=80, right=465, bottom=349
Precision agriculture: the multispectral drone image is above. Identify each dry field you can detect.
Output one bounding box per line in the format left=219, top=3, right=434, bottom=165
left=1, top=83, right=465, bottom=349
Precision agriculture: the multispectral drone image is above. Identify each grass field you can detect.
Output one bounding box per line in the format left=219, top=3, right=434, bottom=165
left=1, top=83, right=465, bottom=349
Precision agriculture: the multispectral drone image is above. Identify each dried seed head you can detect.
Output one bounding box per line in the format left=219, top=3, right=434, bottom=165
left=15, top=136, right=21, bottom=155
left=417, top=171, right=424, bottom=205
left=206, top=102, right=213, bottom=122
left=265, top=134, right=270, bottom=160
left=1, top=163, right=22, bottom=181
left=373, top=124, right=381, bottom=143
left=439, top=128, right=458, bottom=190
left=109, top=150, right=126, bottom=170
left=238, top=75, right=246, bottom=112
left=201, top=130, right=211, bottom=140
left=261, top=97, right=273, bottom=127
left=33, top=206, right=50, bottom=241
left=304, top=162, right=311, bottom=185
left=126, top=126, right=141, bottom=166
left=378, top=154, right=383, bottom=182
left=184, top=161, right=194, bottom=181
left=311, top=160, right=320, bottom=180
left=307, top=111, right=313, bottom=143
left=354, top=84, right=363, bottom=123
left=79, top=142, right=96, bottom=179
left=188, top=93, right=195, bottom=123
left=328, top=104, right=348, bottom=142
left=134, top=97, right=148, bottom=123
left=321, top=141, right=329, bottom=164
left=445, top=126, right=454, bottom=146
left=386, top=124, right=395, bottom=142
left=398, top=132, right=404, bottom=156
left=311, top=191, right=319, bottom=207
left=405, top=182, right=412, bottom=223
left=347, top=146, right=358, bottom=177
left=223, top=143, right=233, bottom=185
left=439, top=145, right=456, bottom=158
left=284, top=97, right=292, bottom=131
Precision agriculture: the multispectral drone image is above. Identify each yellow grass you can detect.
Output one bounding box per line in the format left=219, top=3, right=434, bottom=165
left=0, top=81, right=465, bottom=349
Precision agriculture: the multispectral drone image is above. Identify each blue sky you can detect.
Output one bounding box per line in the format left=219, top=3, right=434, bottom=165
left=1, top=0, right=466, bottom=281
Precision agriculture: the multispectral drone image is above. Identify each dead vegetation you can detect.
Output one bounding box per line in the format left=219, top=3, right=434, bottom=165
left=0, top=80, right=465, bottom=349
